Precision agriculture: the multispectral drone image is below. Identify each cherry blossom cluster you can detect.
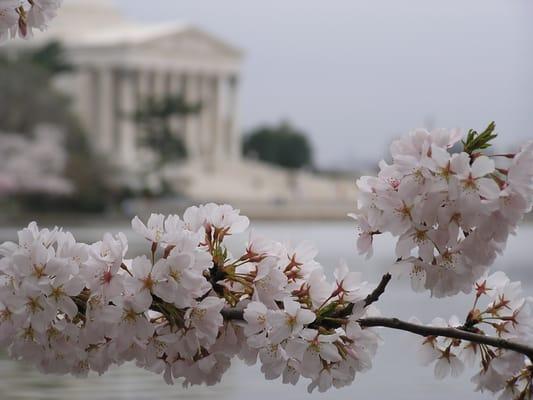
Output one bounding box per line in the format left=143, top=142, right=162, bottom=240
left=412, top=271, right=533, bottom=399
left=0, top=0, right=61, bottom=42
left=353, top=126, right=533, bottom=297
left=240, top=263, right=380, bottom=393
left=0, top=203, right=381, bottom=392
left=0, top=126, right=72, bottom=196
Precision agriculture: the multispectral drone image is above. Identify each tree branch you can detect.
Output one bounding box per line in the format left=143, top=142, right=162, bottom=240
left=221, top=307, right=244, bottom=321
left=330, top=272, right=392, bottom=319
left=220, top=270, right=533, bottom=361
left=363, top=273, right=392, bottom=307
left=220, top=311, right=533, bottom=360
left=103, top=269, right=533, bottom=361
left=359, top=317, right=533, bottom=361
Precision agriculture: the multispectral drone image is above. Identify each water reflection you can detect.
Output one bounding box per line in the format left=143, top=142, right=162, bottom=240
left=0, top=222, right=531, bottom=399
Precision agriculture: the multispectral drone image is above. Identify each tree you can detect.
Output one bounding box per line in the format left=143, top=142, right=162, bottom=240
left=132, top=94, right=201, bottom=164
left=0, top=42, right=110, bottom=212
left=2, top=5, right=533, bottom=398
left=0, top=126, right=532, bottom=398
left=27, top=40, right=73, bottom=75
left=243, top=121, right=313, bottom=169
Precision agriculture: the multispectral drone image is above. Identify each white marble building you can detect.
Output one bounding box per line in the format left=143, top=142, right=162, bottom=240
left=14, top=0, right=242, bottom=171
left=9, top=0, right=358, bottom=217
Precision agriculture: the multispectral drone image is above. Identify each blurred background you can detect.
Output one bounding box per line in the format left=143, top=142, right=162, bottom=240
left=0, top=0, right=532, bottom=398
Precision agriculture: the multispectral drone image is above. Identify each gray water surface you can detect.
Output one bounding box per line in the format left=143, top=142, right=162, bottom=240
left=0, top=221, right=531, bottom=400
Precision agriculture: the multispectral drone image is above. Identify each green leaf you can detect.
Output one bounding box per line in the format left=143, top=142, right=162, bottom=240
left=461, top=121, right=498, bottom=155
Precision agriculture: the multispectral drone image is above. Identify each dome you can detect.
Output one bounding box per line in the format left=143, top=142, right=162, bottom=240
left=13, top=0, right=138, bottom=46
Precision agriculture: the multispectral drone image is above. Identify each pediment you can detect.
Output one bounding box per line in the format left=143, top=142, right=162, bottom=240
left=138, top=27, right=242, bottom=61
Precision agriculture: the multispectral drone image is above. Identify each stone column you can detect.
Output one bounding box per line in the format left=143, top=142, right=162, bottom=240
left=199, top=75, right=214, bottom=163
left=211, top=75, right=224, bottom=162
left=134, top=70, right=152, bottom=156
left=97, top=67, right=115, bottom=154
left=118, top=70, right=137, bottom=167
left=75, top=67, right=97, bottom=137
left=183, top=73, right=200, bottom=160
left=137, top=70, right=152, bottom=105
left=226, top=75, right=241, bottom=161
left=169, top=73, right=181, bottom=97
left=153, top=70, right=168, bottom=100
left=169, top=72, right=182, bottom=141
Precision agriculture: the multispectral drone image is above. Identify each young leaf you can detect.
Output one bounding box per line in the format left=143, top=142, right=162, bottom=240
left=462, top=121, right=498, bottom=155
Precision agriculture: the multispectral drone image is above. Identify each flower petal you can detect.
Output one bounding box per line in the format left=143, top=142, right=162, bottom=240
left=471, top=156, right=495, bottom=178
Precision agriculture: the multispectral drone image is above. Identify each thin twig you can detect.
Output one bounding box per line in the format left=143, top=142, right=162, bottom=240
left=330, top=272, right=392, bottom=319
left=220, top=311, right=533, bottom=359
left=359, top=317, right=533, bottom=361
left=363, top=273, right=392, bottom=307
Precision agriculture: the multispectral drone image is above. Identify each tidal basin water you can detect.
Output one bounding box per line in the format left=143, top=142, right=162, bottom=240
left=0, top=221, right=531, bottom=400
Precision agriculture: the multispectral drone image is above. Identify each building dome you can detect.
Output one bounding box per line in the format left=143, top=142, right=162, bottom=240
left=15, top=0, right=135, bottom=46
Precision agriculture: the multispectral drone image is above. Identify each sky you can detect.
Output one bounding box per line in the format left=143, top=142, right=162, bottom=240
left=115, top=0, right=533, bottom=169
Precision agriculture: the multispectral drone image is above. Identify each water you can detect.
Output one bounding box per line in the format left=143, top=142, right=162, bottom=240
left=0, top=221, right=531, bottom=400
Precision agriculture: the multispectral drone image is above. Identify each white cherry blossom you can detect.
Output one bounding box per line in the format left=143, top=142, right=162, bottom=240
left=132, top=214, right=166, bottom=244
left=0, top=176, right=531, bottom=398
left=185, top=297, right=225, bottom=345
left=0, top=0, right=61, bottom=41
left=356, top=128, right=533, bottom=297
left=267, top=298, right=315, bottom=344
left=243, top=301, right=268, bottom=347
left=289, top=329, right=342, bottom=378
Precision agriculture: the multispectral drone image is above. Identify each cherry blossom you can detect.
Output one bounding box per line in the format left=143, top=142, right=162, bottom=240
left=243, top=301, right=268, bottom=347
left=131, top=213, right=166, bottom=244
left=0, top=0, right=61, bottom=41
left=4, top=10, right=533, bottom=396
left=354, top=127, right=533, bottom=297
left=0, top=128, right=72, bottom=196
left=412, top=271, right=533, bottom=398
left=0, top=123, right=531, bottom=398
left=183, top=203, right=249, bottom=235
left=291, top=329, right=342, bottom=378
left=333, top=261, right=371, bottom=302
left=267, top=298, right=316, bottom=344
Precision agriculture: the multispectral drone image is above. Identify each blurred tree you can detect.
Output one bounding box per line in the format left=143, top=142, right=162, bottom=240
left=28, top=41, right=73, bottom=75
left=243, top=121, right=313, bottom=169
left=0, top=42, right=110, bottom=212
left=132, top=94, right=201, bottom=164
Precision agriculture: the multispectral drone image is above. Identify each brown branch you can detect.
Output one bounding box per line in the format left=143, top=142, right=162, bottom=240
left=221, top=307, right=244, bottom=321
left=220, top=311, right=533, bottom=360
left=359, top=317, right=533, bottom=361
left=363, top=273, right=392, bottom=307
left=220, top=271, right=533, bottom=361
left=330, top=272, right=392, bottom=319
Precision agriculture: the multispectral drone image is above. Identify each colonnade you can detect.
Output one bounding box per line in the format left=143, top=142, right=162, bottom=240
left=76, top=66, right=241, bottom=168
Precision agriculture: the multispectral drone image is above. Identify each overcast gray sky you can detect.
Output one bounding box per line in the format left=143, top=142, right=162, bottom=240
left=115, top=0, right=533, bottom=168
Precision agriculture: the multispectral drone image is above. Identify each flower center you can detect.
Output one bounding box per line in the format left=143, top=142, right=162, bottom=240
left=50, top=285, right=65, bottom=301
left=33, top=263, right=46, bottom=278
left=142, top=274, right=155, bottom=290
left=101, top=270, right=113, bottom=284
left=26, top=297, right=43, bottom=314
left=463, top=174, right=478, bottom=191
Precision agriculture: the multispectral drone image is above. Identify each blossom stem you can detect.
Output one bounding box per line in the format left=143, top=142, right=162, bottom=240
left=488, top=153, right=515, bottom=159
left=120, top=263, right=133, bottom=277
